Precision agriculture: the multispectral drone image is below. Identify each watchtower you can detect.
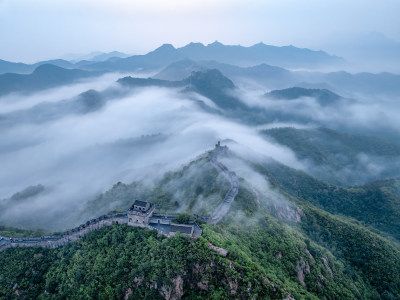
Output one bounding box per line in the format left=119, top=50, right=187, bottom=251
left=127, top=200, right=155, bottom=228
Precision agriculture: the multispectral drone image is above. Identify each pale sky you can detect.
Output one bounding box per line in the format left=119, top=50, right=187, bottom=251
left=0, top=0, right=399, bottom=63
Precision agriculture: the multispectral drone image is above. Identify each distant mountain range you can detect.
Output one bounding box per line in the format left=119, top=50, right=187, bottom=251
left=265, top=87, right=342, bottom=106
left=64, top=51, right=130, bottom=62
left=78, top=42, right=344, bottom=72
left=153, top=59, right=294, bottom=87
left=0, top=64, right=99, bottom=96
left=177, top=41, right=343, bottom=67
left=2, top=41, right=399, bottom=97
left=0, top=51, right=130, bottom=74
left=0, top=59, right=75, bottom=75
left=0, top=42, right=343, bottom=75
left=155, top=58, right=400, bottom=95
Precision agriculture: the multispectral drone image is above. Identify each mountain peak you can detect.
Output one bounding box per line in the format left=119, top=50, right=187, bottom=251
left=156, top=43, right=176, bottom=51
left=147, top=44, right=178, bottom=56
left=142, top=43, right=181, bottom=64
left=32, top=64, right=65, bottom=74
left=187, top=42, right=205, bottom=47
left=253, top=42, right=266, bottom=47
left=266, top=86, right=341, bottom=106
left=188, top=69, right=235, bottom=89
left=208, top=41, right=224, bottom=47
left=179, top=42, right=205, bottom=50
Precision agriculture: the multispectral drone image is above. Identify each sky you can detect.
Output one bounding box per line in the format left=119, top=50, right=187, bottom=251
left=0, top=0, right=399, bottom=63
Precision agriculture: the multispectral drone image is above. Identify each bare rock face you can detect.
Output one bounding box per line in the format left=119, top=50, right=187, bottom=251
left=296, top=257, right=311, bottom=287
left=283, top=292, right=296, bottom=300
left=133, top=276, right=144, bottom=286
left=193, top=263, right=209, bottom=291
left=305, top=248, right=314, bottom=260
left=262, top=277, right=271, bottom=285
left=197, top=280, right=209, bottom=290
left=297, top=264, right=306, bottom=287
left=322, top=257, right=334, bottom=279
left=161, top=275, right=184, bottom=300
left=229, top=279, right=238, bottom=294
left=124, top=288, right=133, bottom=300
left=246, top=281, right=252, bottom=295
left=160, top=285, right=172, bottom=300
left=272, top=203, right=304, bottom=223
left=208, top=242, right=229, bottom=256
left=172, top=275, right=184, bottom=299
left=228, top=260, right=235, bottom=270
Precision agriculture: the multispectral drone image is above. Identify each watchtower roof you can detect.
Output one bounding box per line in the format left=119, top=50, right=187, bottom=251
left=133, top=200, right=148, bottom=208
left=129, top=200, right=153, bottom=214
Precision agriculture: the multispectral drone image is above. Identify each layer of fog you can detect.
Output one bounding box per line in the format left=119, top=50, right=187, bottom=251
left=236, top=86, right=400, bottom=139
left=0, top=72, right=149, bottom=114
left=0, top=81, right=306, bottom=231
left=232, top=85, right=400, bottom=185
left=3, top=69, right=400, bottom=231
left=219, top=149, right=303, bottom=224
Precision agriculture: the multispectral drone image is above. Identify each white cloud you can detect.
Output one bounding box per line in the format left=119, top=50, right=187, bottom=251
left=0, top=77, right=310, bottom=230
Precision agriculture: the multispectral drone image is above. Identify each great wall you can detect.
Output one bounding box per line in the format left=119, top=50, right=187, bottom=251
left=209, top=142, right=239, bottom=224
left=0, top=143, right=238, bottom=252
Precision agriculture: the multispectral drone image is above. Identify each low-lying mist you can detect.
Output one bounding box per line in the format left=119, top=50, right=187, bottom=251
left=0, top=76, right=305, bottom=231
left=2, top=69, right=400, bottom=231
left=235, top=85, right=400, bottom=140
left=0, top=73, right=128, bottom=114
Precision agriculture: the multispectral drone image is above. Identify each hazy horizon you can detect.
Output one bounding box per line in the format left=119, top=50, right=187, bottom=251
left=0, top=0, right=399, bottom=72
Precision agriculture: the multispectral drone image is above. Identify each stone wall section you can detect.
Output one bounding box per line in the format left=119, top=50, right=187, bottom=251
left=0, top=213, right=127, bottom=252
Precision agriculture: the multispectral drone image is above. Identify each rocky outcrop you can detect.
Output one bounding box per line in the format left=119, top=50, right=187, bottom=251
left=160, top=276, right=184, bottom=300
left=296, top=257, right=311, bottom=287
left=322, top=257, right=334, bottom=279
left=305, top=248, right=314, bottom=260
left=228, top=279, right=238, bottom=294
left=124, top=288, right=133, bottom=300
left=196, top=280, right=208, bottom=291
left=208, top=242, right=228, bottom=257
left=272, top=203, right=304, bottom=223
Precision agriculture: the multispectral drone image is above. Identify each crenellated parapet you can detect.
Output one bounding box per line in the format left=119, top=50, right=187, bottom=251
left=0, top=212, right=127, bottom=252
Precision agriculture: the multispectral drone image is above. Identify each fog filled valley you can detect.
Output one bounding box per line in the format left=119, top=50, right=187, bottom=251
left=1, top=41, right=400, bottom=299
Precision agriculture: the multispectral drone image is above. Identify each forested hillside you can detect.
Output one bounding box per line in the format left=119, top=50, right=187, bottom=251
left=2, top=148, right=400, bottom=299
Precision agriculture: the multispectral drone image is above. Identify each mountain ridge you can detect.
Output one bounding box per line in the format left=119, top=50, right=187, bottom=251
left=0, top=64, right=99, bottom=96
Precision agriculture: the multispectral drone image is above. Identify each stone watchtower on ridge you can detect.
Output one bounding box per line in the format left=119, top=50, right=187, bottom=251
left=127, top=200, right=155, bottom=228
